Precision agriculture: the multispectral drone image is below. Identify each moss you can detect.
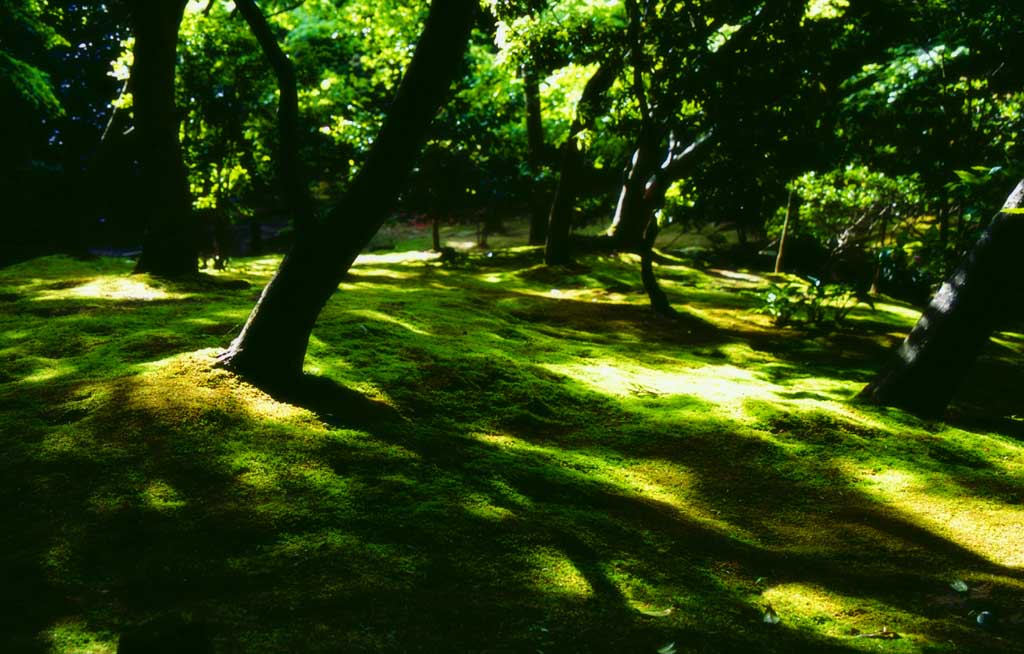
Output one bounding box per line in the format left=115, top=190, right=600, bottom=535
left=1, top=239, right=1022, bottom=653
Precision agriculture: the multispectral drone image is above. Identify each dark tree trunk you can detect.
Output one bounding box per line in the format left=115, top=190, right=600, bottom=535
left=544, top=60, right=620, bottom=266
left=608, top=128, right=661, bottom=251
left=634, top=132, right=712, bottom=315
left=217, top=0, right=475, bottom=386
left=129, top=0, right=196, bottom=277
left=524, top=66, right=548, bottom=245
left=640, top=217, right=675, bottom=317
left=858, top=179, right=1024, bottom=418
left=234, top=0, right=314, bottom=232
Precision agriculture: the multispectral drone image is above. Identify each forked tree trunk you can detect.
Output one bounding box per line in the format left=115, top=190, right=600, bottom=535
left=130, top=0, right=196, bottom=277
left=858, top=178, right=1024, bottom=417
left=545, top=60, right=620, bottom=265
left=218, top=0, right=475, bottom=386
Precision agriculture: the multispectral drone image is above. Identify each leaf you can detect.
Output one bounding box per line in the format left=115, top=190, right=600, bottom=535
left=950, top=579, right=969, bottom=593
left=657, top=642, right=677, bottom=654
left=638, top=606, right=675, bottom=617
left=763, top=604, right=781, bottom=625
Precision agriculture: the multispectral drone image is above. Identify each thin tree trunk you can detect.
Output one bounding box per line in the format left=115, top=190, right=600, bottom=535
left=130, top=0, right=196, bottom=277
left=640, top=216, right=675, bottom=317
left=218, top=0, right=475, bottom=386
left=858, top=178, right=1024, bottom=418
left=233, top=0, right=314, bottom=232
left=775, top=189, right=793, bottom=273
left=545, top=60, right=620, bottom=265
left=524, top=65, right=547, bottom=245
left=431, top=210, right=442, bottom=251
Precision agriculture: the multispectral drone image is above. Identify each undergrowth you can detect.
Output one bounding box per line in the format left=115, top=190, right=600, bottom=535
left=1, top=230, right=1022, bottom=654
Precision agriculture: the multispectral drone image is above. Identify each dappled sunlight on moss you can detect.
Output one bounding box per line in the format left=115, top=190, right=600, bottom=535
left=44, top=618, right=117, bottom=654
left=760, top=583, right=919, bottom=645
left=528, top=546, right=595, bottom=598
left=4, top=249, right=1024, bottom=653
left=36, top=276, right=189, bottom=302
left=343, top=308, right=431, bottom=335
left=141, top=479, right=187, bottom=512
left=851, top=468, right=1024, bottom=568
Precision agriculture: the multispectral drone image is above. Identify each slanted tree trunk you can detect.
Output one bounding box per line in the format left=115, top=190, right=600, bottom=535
left=234, top=0, right=314, bottom=231
left=774, top=189, right=794, bottom=273
left=524, top=65, right=548, bottom=245
left=858, top=178, right=1024, bottom=418
left=217, top=0, right=475, bottom=386
left=129, top=0, right=196, bottom=277
left=545, top=60, right=620, bottom=265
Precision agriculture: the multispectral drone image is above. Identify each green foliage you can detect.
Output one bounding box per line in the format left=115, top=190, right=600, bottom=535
left=0, top=0, right=67, bottom=116
left=772, top=165, right=924, bottom=255
left=755, top=276, right=871, bottom=330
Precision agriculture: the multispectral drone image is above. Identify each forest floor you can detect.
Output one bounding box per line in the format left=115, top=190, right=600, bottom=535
left=2, top=221, right=1023, bottom=654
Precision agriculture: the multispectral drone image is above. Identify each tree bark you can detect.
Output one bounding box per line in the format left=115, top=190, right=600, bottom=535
left=544, top=60, right=620, bottom=265
left=217, top=0, right=475, bottom=386
left=129, top=0, right=196, bottom=277
left=608, top=129, right=661, bottom=251
left=524, top=65, right=548, bottom=245
left=233, top=0, right=314, bottom=232
left=858, top=178, right=1024, bottom=418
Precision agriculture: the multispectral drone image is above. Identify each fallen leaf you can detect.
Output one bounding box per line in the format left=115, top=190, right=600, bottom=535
left=950, top=580, right=969, bottom=593
left=638, top=606, right=674, bottom=617
left=657, top=642, right=677, bottom=654
left=763, top=604, right=781, bottom=625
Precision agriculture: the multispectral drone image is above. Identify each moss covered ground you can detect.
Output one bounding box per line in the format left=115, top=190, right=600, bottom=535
left=1, top=223, right=1023, bottom=653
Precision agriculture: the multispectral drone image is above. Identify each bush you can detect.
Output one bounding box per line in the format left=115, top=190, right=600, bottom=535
left=755, top=276, right=872, bottom=330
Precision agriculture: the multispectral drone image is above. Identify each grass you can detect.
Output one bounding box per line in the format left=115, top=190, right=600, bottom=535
left=1, top=222, right=1023, bottom=653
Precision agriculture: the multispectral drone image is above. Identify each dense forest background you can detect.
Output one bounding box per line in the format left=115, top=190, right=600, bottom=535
left=3, top=1, right=1024, bottom=653
left=4, top=0, right=1022, bottom=283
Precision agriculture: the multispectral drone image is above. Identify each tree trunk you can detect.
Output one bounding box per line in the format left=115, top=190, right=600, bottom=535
left=858, top=178, right=1024, bottom=418
left=774, top=189, right=793, bottom=273
left=640, top=217, right=675, bottom=317
left=524, top=66, right=548, bottom=245
left=632, top=132, right=712, bottom=315
left=234, top=0, right=314, bottom=232
left=608, top=127, right=663, bottom=251
left=545, top=60, right=620, bottom=266
left=130, top=0, right=196, bottom=277
left=217, top=0, right=476, bottom=386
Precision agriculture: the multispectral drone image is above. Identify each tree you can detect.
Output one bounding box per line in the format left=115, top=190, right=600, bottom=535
left=544, top=58, right=620, bottom=265
left=858, top=178, right=1024, bottom=418
left=232, top=0, right=314, bottom=230
left=127, top=0, right=196, bottom=277
left=217, top=0, right=476, bottom=386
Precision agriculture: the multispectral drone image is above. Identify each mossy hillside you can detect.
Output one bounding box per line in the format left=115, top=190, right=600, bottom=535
left=1, top=245, right=1022, bottom=654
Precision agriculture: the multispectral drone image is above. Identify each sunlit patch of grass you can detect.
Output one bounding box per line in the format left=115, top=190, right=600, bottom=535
left=44, top=619, right=117, bottom=654
left=760, top=582, right=927, bottom=649
left=36, top=276, right=188, bottom=302
left=851, top=467, right=1024, bottom=567
left=528, top=546, right=594, bottom=597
